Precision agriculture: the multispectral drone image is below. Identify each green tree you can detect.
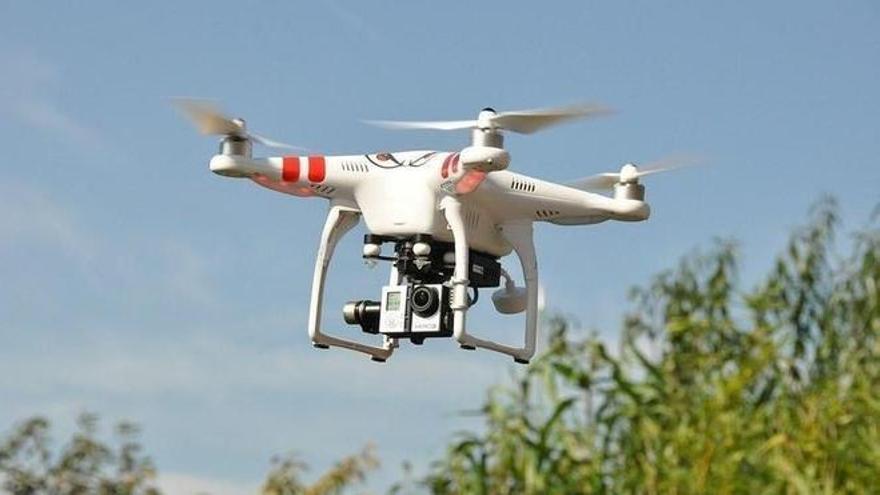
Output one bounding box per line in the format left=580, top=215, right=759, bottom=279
left=0, top=415, right=378, bottom=495
left=261, top=446, right=378, bottom=495
left=418, top=199, right=880, bottom=494
left=0, top=413, right=160, bottom=495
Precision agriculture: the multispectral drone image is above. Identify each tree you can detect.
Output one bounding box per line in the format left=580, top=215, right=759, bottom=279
left=0, top=413, right=160, bottom=495
left=417, top=198, right=880, bottom=494
left=0, top=415, right=378, bottom=495
left=261, top=447, right=378, bottom=495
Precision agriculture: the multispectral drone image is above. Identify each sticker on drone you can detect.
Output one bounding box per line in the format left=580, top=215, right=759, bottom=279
left=365, top=151, right=437, bottom=169
left=441, top=152, right=460, bottom=178
left=282, top=155, right=326, bottom=183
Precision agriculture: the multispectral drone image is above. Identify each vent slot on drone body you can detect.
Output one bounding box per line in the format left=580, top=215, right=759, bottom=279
left=535, top=209, right=561, bottom=219
left=341, top=162, right=369, bottom=173
left=510, top=177, right=536, bottom=193
left=310, top=184, right=336, bottom=196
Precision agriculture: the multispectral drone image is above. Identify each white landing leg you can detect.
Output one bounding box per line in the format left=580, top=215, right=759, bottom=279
left=308, top=204, right=395, bottom=362
left=441, top=197, right=539, bottom=364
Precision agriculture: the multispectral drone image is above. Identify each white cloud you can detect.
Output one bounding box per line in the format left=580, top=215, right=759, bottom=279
left=12, top=99, right=102, bottom=148
left=0, top=181, right=96, bottom=264
left=0, top=51, right=103, bottom=149
left=0, top=180, right=220, bottom=313
left=0, top=323, right=504, bottom=401
left=152, top=239, right=220, bottom=308
left=320, top=0, right=380, bottom=42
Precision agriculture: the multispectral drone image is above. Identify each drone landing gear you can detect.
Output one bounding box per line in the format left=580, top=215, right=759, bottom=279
left=441, top=197, right=538, bottom=364
left=307, top=204, right=395, bottom=362
left=307, top=201, right=536, bottom=364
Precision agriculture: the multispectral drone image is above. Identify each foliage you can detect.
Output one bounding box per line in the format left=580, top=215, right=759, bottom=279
left=0, top=415, right=378, bottom=495
left=0, top=413, right=160, bottom=495
left=418, top=198, right=880, bottom=494
left=262, top=446, right=378, bottom=495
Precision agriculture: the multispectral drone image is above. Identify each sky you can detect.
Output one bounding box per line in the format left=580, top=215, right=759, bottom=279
left=1, top=1, right=878, bottom=493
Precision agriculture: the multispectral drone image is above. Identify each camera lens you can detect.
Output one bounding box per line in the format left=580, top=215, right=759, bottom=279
left=410, top=285, right=439, bottom=317
left=342, top=300, right=381, bottom=333
left=413, top=290, right=430, bottom=307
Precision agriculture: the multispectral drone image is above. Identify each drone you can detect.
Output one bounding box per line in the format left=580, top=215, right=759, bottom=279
left=176, top=99, right=689, bottom=364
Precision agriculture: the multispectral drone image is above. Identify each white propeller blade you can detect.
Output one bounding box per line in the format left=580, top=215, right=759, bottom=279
left=364, top=119, right=478, bottom=131
left=365, top=103, right=613, bottom=135
left=248, top=132, right=306, bottom=151
left=569, top=154, right=702, bottom=192
left=491, top=103, right=613, bottom=134
left=173, top=98, right=244, bottom=136
left=172, top=98, right=307, bottom=151
left=571, top=172, right=620, bottom=191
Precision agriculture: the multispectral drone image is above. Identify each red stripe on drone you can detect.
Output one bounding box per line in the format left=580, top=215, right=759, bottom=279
left=456, top=170, right=487, bottom=194
left=441, top=153, right=453, bottom=179
left=282, top=156, right=300, bottom=182
left=308, top=156, right=326, bottom=182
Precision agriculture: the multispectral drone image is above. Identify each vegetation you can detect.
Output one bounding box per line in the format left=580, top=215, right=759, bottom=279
left=0, top=414, right=160, bottom=495
left=0, top=416, right=377, bottom=495
left=412, top=198, right=880, bottom=494
left=262, top=448, right=378, bottom=495
left=2, top=198, right=878, bottom=494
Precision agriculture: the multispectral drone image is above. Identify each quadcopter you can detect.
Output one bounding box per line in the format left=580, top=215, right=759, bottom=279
left=176, top=100, right=687, bottom=364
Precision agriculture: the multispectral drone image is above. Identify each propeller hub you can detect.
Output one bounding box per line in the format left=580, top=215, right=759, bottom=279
left=619, top=163, right=639, bottom=183
left=477, top=108, right=497, bottom=130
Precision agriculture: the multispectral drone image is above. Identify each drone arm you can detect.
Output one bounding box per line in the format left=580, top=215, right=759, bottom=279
left=441, top=197, right=538, bottom=363
left=307, top=204, right=395, bottom=361
left=210, top=154, right=364, bottom=201
left=580, top=192, right=651, bottom=222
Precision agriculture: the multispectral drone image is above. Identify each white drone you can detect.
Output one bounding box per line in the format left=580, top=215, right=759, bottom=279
left=176, top=100, right=689, bottom=364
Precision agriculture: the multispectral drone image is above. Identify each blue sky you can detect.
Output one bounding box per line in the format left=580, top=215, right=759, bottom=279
left=1, top=1, right=878, bottom=493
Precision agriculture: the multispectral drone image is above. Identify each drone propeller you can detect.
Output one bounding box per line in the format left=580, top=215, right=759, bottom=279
left=366, top=103, right=613, bottom=135
left=569, top=155, right=701, bottom=192
left=172, top=98, right=307, bottom=151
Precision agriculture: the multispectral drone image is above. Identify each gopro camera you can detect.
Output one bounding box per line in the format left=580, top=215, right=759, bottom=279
left=379, top=283, right=452, bottom=340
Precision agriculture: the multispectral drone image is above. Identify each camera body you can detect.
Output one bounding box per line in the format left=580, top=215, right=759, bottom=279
left=379, top=283, right=451, bottom=339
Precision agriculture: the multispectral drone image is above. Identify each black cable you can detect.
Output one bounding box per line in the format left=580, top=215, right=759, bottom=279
left=468, top=287, right=480, bottom=307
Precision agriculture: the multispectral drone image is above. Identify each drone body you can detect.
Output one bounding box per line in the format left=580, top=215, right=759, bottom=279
left=178, top=101, right=682, bottom=364
left=210, top=150, right=650, bottom=255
